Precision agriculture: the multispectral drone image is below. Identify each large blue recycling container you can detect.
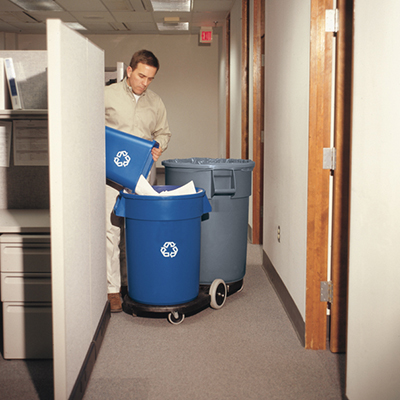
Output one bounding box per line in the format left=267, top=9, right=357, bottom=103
left=162, top=158, right=255, bottom=285
left=105, top=126, right=159, bottom=190
left=114, top=186, right=212, bottom=306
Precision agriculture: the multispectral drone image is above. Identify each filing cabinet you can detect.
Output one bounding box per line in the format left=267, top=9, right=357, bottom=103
left=0, top=234, right=52, bottom=359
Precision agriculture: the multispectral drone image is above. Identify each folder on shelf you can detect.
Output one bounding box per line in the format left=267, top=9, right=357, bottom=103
left=4, top=58, right=22, bottom=110
left=0, top=59, right=11, bottom=110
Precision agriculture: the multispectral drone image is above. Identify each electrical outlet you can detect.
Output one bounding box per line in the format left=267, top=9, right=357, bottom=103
left=277, top=225, right=281, bottom=243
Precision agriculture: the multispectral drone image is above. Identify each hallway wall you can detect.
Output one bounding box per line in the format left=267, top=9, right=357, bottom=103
left=217, top=24, right=228, bottom=159
left=228, top=0, right=243, bottom=159
left=346, top=0, right=400, bottom=398
left=263, top=0, right=311, bottom=319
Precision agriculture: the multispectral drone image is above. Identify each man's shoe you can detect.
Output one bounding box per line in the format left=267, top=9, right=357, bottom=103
left=108, top=293, right=122, bottom=313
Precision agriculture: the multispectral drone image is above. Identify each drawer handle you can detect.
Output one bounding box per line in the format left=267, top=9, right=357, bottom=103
left=4, top=276, right=51, bottom=285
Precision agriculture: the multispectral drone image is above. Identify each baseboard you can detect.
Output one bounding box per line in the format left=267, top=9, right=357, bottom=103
left=262, top=251, right=305, bottom=347
left=69, top=301, right=111, bottom=400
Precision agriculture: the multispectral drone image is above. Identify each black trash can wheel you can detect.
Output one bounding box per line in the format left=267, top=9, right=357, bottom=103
left=168, top=311, right=185, bottom=325
left=209, top=279, right=227, bottom=309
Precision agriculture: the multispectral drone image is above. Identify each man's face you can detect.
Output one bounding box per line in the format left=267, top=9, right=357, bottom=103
left=126, top=62, right=157, bottom=95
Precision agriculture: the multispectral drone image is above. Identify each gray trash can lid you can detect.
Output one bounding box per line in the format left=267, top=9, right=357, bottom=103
left=162, top=158, right=255, bottom=171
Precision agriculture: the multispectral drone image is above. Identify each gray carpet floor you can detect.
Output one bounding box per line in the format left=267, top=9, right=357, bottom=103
left=0, top=244, right=346, bottom=399
left=83, top=244, right=346, bottom=400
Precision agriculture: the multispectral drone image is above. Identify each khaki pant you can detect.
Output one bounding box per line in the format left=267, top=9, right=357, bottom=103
left=105, top=164, right=156, bottom=293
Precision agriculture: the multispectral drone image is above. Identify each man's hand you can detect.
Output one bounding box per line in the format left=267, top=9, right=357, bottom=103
left=151, top=146, right=162, bottom=162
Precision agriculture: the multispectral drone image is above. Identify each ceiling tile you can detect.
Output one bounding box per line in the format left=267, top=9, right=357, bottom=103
left=71, top=11, right=116, bottom=23
left=111, top=11, right=153, bottom=23
left=124, top=21, right=158, bottom=33
left=101, top=0, right=133, bottom=12
left=0, top=21, right=19, bottom=31
left=193, top=0, right=234, bottom=12
left=56, top=0, right=108, bottom=12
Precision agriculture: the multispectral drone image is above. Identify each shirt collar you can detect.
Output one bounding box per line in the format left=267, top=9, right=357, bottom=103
left=123, top=78, right=146, bottom=98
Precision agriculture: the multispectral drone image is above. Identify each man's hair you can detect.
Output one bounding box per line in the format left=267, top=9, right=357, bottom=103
left=129, top=50, right=160, bottom=72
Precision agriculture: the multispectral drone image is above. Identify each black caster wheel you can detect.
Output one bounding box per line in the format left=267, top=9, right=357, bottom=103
left=168, top=311, right=185, bottom=325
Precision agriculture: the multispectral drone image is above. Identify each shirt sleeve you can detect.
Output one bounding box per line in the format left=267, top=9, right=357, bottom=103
left=153, top=97, right=172, bottom=152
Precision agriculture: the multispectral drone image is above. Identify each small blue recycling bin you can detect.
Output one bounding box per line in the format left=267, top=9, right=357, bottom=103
left=114, top=186, right=212, bottom=306
left=105, top=126, right=159, bottom=190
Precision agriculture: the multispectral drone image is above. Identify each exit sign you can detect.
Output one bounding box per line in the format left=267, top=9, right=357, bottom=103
left=200, top=28, right=212, bottom=43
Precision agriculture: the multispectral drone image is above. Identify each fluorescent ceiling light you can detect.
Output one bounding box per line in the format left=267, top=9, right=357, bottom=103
left=157, top=22, right=189, bottom=31
left=164, top=17, right=180, bottom=23
left=65, top=22, right=87, bottom=31
left=9, top=0, right=63, bottom=11
left=151, top=0, right=191, bottom=12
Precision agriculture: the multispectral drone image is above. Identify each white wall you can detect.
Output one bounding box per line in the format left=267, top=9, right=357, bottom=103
left=229, top=0, right=243, bottom=159
left=263, top=0, right=311, bottom=318
left=346, top=1, right=400, bottom=398
left=15, top=33, right=221, bottom=165
left=218, top=24, right=227, bottom=159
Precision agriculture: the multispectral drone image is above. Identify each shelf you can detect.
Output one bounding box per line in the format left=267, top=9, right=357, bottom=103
left=0, top=109, right=48, bottom=119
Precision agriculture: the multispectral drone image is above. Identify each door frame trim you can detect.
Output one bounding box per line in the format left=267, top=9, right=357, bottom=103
left=251, top=0, right=264, bottom=245
left=306, top=0, right=333, bottom=350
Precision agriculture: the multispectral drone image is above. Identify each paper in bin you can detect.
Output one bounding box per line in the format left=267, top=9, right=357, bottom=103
left=135, top=174, right=196, bottom=196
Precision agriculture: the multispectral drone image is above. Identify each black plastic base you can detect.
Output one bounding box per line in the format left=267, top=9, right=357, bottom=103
left=225, top=279, right=244, bottom=296
left=122, top=285, right=209, bottom=318
left=122, top=279, right=243, bottom=320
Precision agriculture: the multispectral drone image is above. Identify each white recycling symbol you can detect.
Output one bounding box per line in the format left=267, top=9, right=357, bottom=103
left=114, top=150, right=131, bottom=167
left=160, top=242, right=179, bottom=258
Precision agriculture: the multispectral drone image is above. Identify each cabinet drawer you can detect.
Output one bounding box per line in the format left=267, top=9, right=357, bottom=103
left=3, top=302, right=52, bottom=359
left=1, top=272, right=51, bottom=302
left=0, top=234, right=51, bottom=273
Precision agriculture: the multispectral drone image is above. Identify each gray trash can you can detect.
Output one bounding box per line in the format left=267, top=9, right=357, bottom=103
left=162, top=158, right=255, bottom=285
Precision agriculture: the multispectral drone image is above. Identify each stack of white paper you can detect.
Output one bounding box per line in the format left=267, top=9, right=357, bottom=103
left=135, top=174, right=196, bottom=196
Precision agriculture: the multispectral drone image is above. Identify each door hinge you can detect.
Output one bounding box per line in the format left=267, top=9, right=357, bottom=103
left=320, top=281, right=333, bottom=303
left=323, top=147, right=336, bottom=170
left=261, top=130, right=264, bottom=143
left=325, top=9, right=339, bottom=33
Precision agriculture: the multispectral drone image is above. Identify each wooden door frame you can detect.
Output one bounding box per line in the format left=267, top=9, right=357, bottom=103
left=239, top=0, right=263, bottom=245
left=252, top=0, right=265, bottom=245
left=306, top=0, right=333, bottom=350
left=306, top=0, right=352, bottom=351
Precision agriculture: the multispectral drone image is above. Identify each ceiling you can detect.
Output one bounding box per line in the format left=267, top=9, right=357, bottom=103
left=0, top=0, right=234, bottom=35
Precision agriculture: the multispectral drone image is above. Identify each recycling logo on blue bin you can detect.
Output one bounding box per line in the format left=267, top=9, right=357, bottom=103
left=114, top=150, right=131, bottom=167
left=160, top=242, right=179, bottom=258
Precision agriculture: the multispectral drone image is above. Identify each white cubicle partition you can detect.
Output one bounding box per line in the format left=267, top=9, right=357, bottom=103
left=47, top=20, right=107, bottom=400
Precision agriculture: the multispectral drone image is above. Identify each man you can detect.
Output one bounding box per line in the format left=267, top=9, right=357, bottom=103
left=105, top=50, right=171, bottom=312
